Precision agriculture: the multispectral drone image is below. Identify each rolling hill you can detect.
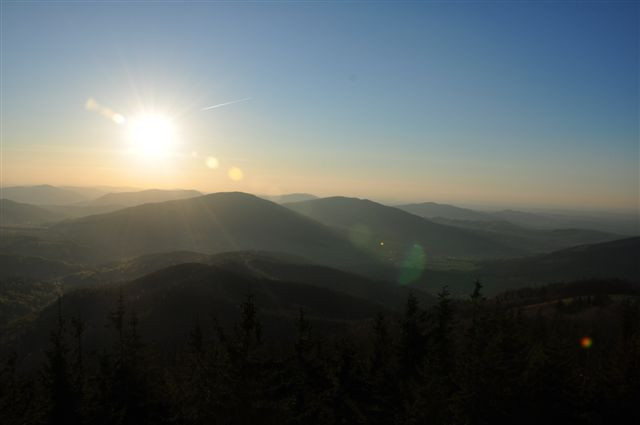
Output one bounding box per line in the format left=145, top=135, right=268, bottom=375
left=65, top=250, right=431, bottom=309
left=260, top=193, right=318, bottom=204
left=0, top=254, right=82, bottom=280
left=489, top=209, right=561, bottom=228
left=482, top=236, right=640, bottom=281
left=39, top=203, right=127, bottom=219
left=415, top=237, right=640, bottom=296
left=50, top=192, right=388, bottom=276
left=1, top=250, right=434, bottom=346
left=495, top=279, right=640, bottom=308
left=430, top=217, right=619, bottom=253
left=285, top=197, right=521, bottom=261
left=18, top=262, right=395, bottom=353
left=0, top=232, right=94, bottom=264
left=2, top=185, right=89, bottom=205
left=87, top=188, right=203, bottom=207
left=0, top=277, right=61, bottom=337
left=58, top=185, right=138, bottom=200
left=0, top=199, right=66, bottom=227
left=397, top=201, right=495, bottom=221
left=398, top=201, right=639, bottom=236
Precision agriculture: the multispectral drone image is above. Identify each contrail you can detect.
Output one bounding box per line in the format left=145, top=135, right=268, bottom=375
left=202, top=97, right=251, bottom=111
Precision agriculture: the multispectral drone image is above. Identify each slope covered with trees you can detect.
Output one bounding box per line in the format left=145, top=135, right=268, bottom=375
left=1, top=279, right=638, bottom=425
left=415, top=237, right=640, bottom=295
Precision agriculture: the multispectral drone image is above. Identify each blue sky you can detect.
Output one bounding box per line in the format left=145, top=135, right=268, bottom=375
left=1, top=1, right=638, bottom=209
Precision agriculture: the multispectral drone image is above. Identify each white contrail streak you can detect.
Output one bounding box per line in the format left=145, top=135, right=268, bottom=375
left=201, top=97, right=251, bottom=111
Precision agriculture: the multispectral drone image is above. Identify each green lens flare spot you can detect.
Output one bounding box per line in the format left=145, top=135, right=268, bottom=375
left=398, top=243, right=426, bottom=285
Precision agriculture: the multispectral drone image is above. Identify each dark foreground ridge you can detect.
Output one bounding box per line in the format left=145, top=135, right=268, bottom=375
left=1, top=277, right=638, bottom=425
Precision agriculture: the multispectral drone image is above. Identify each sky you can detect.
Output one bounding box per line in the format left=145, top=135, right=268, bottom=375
left=1, top=1, right=638, bottom=210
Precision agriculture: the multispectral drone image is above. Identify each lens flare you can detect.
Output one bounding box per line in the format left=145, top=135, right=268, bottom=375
left=228, top=167, right=244, bottom=181
left=398, top=243, right=426, bottom=285
left=205, top=156, right=219, bottom=169
left=85, top=97, right=126, bottom=125
left=112, top=113, right=125, bottom=125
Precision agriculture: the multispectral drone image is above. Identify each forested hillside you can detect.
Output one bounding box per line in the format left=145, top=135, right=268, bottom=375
left=1, top=280, right=638, bottom=424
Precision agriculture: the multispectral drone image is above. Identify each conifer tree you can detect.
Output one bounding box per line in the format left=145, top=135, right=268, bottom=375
left=288, top=308, right=333, bottom=425
left=368, top=312, right=396, bottom=425
left=433, top=285, right=454, bottom=374
left=398, top=292, right=427, bottom=378
left=42, top=297, right=81, bottom=425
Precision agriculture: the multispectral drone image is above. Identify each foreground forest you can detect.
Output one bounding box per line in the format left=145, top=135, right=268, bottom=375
left=2, top=279, right=639, bottom=425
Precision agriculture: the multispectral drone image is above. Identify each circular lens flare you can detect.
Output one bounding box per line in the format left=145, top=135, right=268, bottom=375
left=228, top=167, right=244, bottom=181
left=205, top=156, right=219, bottom=169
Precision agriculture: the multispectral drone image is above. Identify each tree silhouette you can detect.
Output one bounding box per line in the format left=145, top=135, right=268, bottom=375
left=41, top=297, right=82, bottom=425
left=2, top=278, right=638, bottom=425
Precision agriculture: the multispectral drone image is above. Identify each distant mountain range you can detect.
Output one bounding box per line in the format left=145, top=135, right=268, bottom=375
left=398, top=201, right=639, bottom=235
left=288, top=197, right=622, bottom=260
left=1, top=186, right=322, bottom=219
left=0, top=199, right=65, bottom=227
left=2, top=185, right=141, bottom=206
left=397, top=202, right=495, bottom=221
left=286, top=197, right=539, bottom=260
left=0, top=188, right=631, bottom=277
left=430, top=217, right=618, bottom=253
left=86, top=188, right=203, bottom=207
left=259, top=193, right=318, bottom=204
left=2, top=185, right=90, bottom=205
left=40, top=189, right=205, bottom=219
left=59, top=185, right=138, bottom=199
left=39, top=204, right=132, bottom=219
left=49, top=192, right=388, bottom=277
left=4, top=185, right=636, bottom=235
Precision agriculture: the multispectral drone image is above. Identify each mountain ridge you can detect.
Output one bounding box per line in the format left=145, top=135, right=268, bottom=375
left=285, top=196, right=523, bottom=260
left=0, top=199, right=66, bottom=227
left=50, top=192, right=389, bottom=277
left=87, top=188, right=203, bottom=207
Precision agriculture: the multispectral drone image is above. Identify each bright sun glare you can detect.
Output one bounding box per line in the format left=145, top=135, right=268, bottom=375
left=126, top=114, right=176, bottom=159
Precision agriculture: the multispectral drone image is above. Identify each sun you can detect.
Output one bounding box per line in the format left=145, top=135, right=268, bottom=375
left=126, top=113, right=176, bottom=159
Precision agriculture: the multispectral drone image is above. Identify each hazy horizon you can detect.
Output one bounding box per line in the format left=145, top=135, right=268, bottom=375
left=2, top=183, right=639, bottom=216
left=2, top=2, right=638, bottom=211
